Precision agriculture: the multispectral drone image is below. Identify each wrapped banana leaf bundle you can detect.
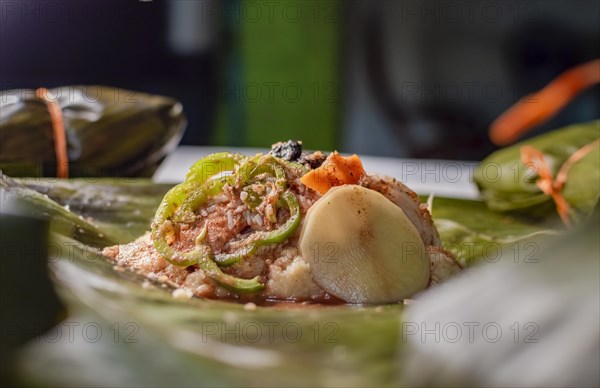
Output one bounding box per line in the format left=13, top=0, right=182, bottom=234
left=474, top=121, right=600, bottom=226
left=0, top=86, right=186, bottom=177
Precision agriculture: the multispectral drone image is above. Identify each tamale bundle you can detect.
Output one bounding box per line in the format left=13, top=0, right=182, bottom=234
left=474, top=121, right=600, bottom=226
left=0, top=86, right=186, bottom=177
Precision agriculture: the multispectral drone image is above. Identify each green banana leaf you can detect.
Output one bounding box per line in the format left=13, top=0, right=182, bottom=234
left=0, top=86, right=186, bottom=177
left=430, top=197, right=558, bottom=267
left=474, top=121, right=600, bottom=224
left=0, top=175, right=557, bottom=387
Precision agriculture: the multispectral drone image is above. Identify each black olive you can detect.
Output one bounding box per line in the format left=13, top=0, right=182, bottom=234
left=269, top=140, right=303, bottom=161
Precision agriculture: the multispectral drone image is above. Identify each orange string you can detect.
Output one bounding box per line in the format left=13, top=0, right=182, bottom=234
left=36, top=88, right=69, bottom=178
left=491, top=59, right=600, bottom=145
left=520, top=139, right=600, bottom=228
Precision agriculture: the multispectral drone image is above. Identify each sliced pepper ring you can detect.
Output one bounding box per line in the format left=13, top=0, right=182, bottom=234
left=151, top=152, right=302, bottom=294
left=212, top=190, right=301, bottom=266
left=151, top=153, right=247, bottom=266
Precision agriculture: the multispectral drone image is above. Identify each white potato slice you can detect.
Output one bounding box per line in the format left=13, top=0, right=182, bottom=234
left=300, top=185, right=430, bottom=303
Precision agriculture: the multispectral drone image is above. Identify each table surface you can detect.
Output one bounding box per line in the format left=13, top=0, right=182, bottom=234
left=154, top=146, right=480, bottom=199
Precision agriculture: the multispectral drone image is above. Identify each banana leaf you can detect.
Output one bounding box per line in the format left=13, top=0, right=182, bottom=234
left=0, top=174, right=558, bottom=386
left=0, top=86, right=186, bottom=177
left=429, top=197, right=558, bottom=267
left=474, top=121, right=600, bottom=224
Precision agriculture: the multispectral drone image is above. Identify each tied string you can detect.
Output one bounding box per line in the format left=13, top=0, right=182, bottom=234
left=520, top=138, right=600, bottom=228
left=35, top=88, right=69, bottom=178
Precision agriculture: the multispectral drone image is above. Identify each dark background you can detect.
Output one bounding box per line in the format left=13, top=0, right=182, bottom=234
left=1, top=0, right=599, bottom=159
left=1, top=0, right=217, bottom=146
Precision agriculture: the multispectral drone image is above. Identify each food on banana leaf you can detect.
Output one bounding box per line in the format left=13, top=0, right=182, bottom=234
left=0, top=86, right=185, bottom=177
left=474, top=121, right=600, bottom=225
left=103, top=141, right=461, bottom=304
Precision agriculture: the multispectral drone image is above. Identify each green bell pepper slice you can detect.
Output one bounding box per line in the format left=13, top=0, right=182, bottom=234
left=151, top=152, right=302, bottom=294
left=185, top=152, right=246, bottom=184
left=212, top=190, right=300, bottom=266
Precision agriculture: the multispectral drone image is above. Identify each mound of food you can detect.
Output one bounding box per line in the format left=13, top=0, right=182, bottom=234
left=103, top=141, right=461, bottom=304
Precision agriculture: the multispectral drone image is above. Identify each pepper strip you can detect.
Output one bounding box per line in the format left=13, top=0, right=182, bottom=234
left=236, top=154, right=287, bottom=188
left=153, top=237, right=263, bottom=292
left=173, top=177, right=230, bottom=223
left=202, top=157, right=300, bottom=266
left=151, top=153, right=301, bottom=292
left=151, top=153, right=247, bottom=265
left=198, top=255, right=263, bottom=293
left=213, top=190, right=301, bottom=266
left=185, top=152, right=246, bottom=183
left=257, top=190, right=301, bottom=244
left=152, top=174, right=263, bottom=291
left=175, top=154, right=265, bottom=220
left=151, top=183, right=203, bottom=267
left=171, top=156, right=294, bottom=267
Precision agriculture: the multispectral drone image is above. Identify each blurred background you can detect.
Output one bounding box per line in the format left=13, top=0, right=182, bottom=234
left=1, top=0, right=599, bottom=159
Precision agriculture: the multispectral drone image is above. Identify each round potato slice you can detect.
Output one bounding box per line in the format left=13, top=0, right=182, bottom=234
left=300, top=185, right=430, bottom=303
